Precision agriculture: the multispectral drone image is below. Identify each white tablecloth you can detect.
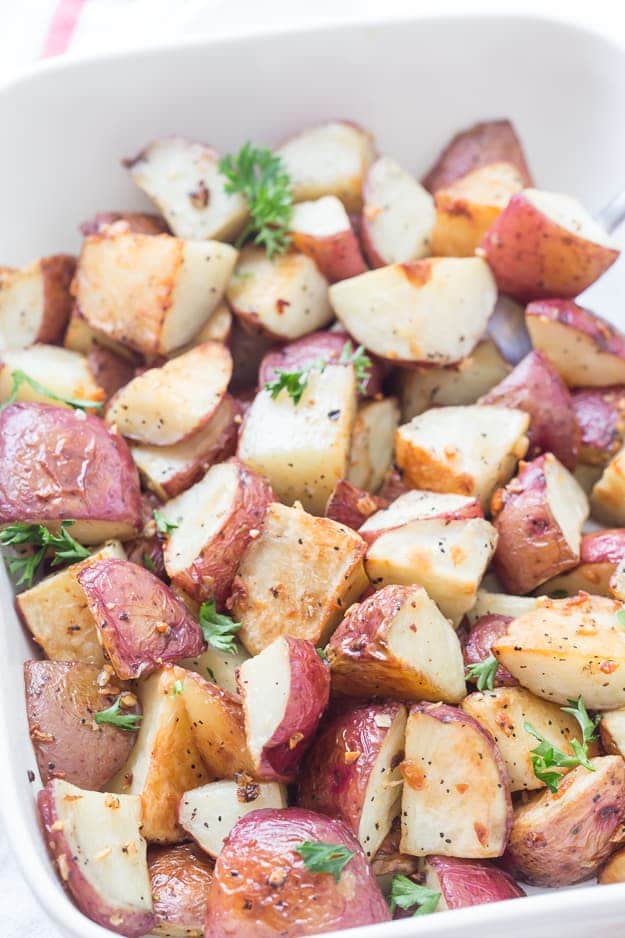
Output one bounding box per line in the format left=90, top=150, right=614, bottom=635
left=4, top=0, right=625, bottom=933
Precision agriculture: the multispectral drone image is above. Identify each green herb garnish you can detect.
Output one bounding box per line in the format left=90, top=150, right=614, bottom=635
left=389, top=874, right=441, bottom=916
left=199, top=600, right=241, bottom=655
left=616, top=608, right=625, bottom=628
left=0, top=521, right=90, bottom=587
left=295, top=841, right=355, bottom=883
left=1, top=369, right=102, bottom=411
left=142, top=553, right=156, bottom=573
left=171, top=679, right=184, bottom=696
left=465, top=655, right=499, bottom=691
left=265, top=368, right=313, bottom=405
left=525, top=696, right=599, bottom=793
left=339, top=341, right=372, bottom=393
left=316, top=646, right=328, bottom=662
left=94, top=695, right=142, bottom=732
left=153, top=510, right=177, bottom=535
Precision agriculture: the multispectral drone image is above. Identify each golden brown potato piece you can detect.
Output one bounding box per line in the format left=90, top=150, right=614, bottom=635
left=148, top=843, right=213, bottom=937
left=290, top=195, right=367, bottom=282
left=0, top=254, right=75, bottom=349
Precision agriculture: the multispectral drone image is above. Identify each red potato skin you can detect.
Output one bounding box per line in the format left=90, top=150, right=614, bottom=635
left=491, top=455, right=579, bottom=594
left=572, top=386, right=625, bottom=465
left=377, top=466, right=411, bottom=501
left=242, top=638, right=331, bottom=782
left=0, top=403, right=142, bottom=533
left=205, top=808, right=390, bottom=937
left=38, top=781, right=155, bottom=938
left=426, top=855, right=525, bottom=907
left=291, top=229, right=367, bottom=284
left=297, top=701, right=404, bottom=834
left=257, top=330, right=383, bottom=397
left=24, top=660, right=140, bottom=790
left=40, top=255, right=77, bottom=343
left=422, top=120, right=533, bottom=193
left=527, top=299, right=625, bottom=365
left=325, top=480, right=388, bottom=530
left=79, top=212, right=169, bottom=236
left=77, top=558, right=204, bottom=680
left=87, top=346, right=135, bottom=400
left=149, top=843, right=213, bottom=934
left=463, top=615, right=518, bottom=688
left=171, top=459, right=274, bottom=607
left=481, top=198, right=620, bottom=301
left=358, top=495, right=484, bottom=547
left=581, top=529, right=625, bottom=565
left=480, top=350, right=579, bottom=470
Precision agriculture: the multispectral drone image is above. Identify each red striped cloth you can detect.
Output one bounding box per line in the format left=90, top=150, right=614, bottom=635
left=41, top=0, right=86, bottom=57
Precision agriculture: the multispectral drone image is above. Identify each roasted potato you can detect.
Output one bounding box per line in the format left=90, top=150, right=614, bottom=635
left=347, top=398, right=399, bottom=492
left=80, top=211, right=169, bottom=237
left=0, top=254, right=75, bottom=349
left=148, top=843, right=214, bottom=938
left=541, top=529, right=625, bottom=598
left=598, top=845, right=625, bottom=884
left=0, top=344, right=106, bottom=408
left=290, top=195, right=367, bottom=282
left=572, top=386, right=625, bottom=466
left=182, top=641, right=250, bottom=697
left=325, top=479, right=387, bottom=531
left=466, top=589, right=540, bottom=625
left=591, top=445, right=625, bottom=526
left=463, top=615, right=517, bottom=688
left=599, top=707, right=625, bottom=758
left=421, top=855, right=525, bottom=909
left=87, top=346, right=135, bottom=401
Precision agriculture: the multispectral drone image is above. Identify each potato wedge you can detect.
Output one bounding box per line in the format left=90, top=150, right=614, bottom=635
left=325, top=479, right=387, bottom=531
left=148, top=843, right=213, bottom=938
left=231, top=502, right=367, bottom=655
left=347, top=398, right=399, bottom=492
left=599, top=707, right=625, bottom=758
left=109, top=669, right=209, bottom=843
left=493, top=593, right=625, bottom=708
left=179, top=779, right=287, bottom=857
left=290, top=195, right=367, bottom=282
left=421, top=855, right=525, bottom=910
left=541, top=529, right=625, bottom=599
left=181, top=642, right=250, bottom=697
left=400, top=702, right=511, bottom=858
left=0, top=254, right=75, bottom=349
left=38, top=779, right=153, bottom=937
left=505, top=756, right=625, bottom=885
left=74, top=231, right=237, bottom=357
left=573, top=386, right=625, bottom=466
left=327, top=584, right=466, bottom=702
left=0, top=345, right=105, bottom=408
left=329, top=257, right=497, bottom=365
left=592, top=445, right=625, bottom=526
left=395, top=404, right=529, bottom=507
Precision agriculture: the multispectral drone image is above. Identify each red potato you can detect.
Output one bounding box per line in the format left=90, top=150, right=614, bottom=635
left=161, top=458, right=274, bottom=606
left=148, top=843, right=214, bottom=938
left=24, top=660, right=140, bottom=789
left=377, top=465, right=410, bottom=502
left=359, top=488, right=483, bottom=544
left=591, top=445, right=625, bottom=526
left=237, top=637, right=330, bottom=782
left=327, top=584, right=466, bottom=702
left=540, top=528, right=625, bottom=598
left=106, top=342, right=232, bottom=446
left=205, top=808, right=390, bottom=937
left=0, top=344, right=106, bottom=408
left=179, top=779, right=287, bottom=858
left=0, top=254, right=75, bottom=348
left=600, top=707, right=625, bottom=758
left=276, top=120, right=376, bottom=213
left=526, top=299, right=625, bottom=387
left=371, top=821, right=419, bottom=881
left=491, top=454, right=589, bottom=594
left=422, top=119, right=533, bottom=193
left=228, top=317, right=277, bottom=392
left=480, top=350, right=579, bottom=470
left=77, top=559, right=204, bottom=680
left=74, top=231, right=237, bottom=357
left=347, top=398, right=399, bottom=492
left=463, top=615, right=517, bottom=688
left=64, top=307, right=138, bottom=361
left=329, top=256, right=497, bottom=365
left=399, top=339, right=511, bottom=422
left=182, top=640, right=250, bottom=697
left=289, top=196, right=367, bottom=282
left=572, top=386, right=625, bottom=465
left=226, top=247, right=332, bottom=340
left=124, top=137, right=248, bottom=241
left=38, top=779, right=154, bottom=937
left=258, top=329, right=383, bottom=398
left=480, top=190, right=619, bottom=300
left=131, top=394, right=241, bottom=500
left=297, top=702, right=407, bottom=859
left=466, top=589, right=540, bottom=625
left=361, top=156, right=435, bottom=266
left=400, top=703, right=512, bottom=858
left=0, top=403, right=142, bottom=543
left=395, top=404, right=529, bottom=508
left=231, top=502, right=368, bottom=655
left=505, top=756, right=625, bottom=886
left=87, top=347, right=135, bottom=401
left=431, top=161, right=525, bottom=257
left=80, top=211, right=169, bottom=236
left=611, top=557, right=625, bottom=601
left=325, top=479, right=388, bottom=530
left=421, top=856, right=525, bottom=910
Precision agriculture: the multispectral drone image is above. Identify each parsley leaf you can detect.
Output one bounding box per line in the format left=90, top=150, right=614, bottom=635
left=525, top=696, right=599, bottom=792
left=465, top=654, right=498, bottom=691
left=616, top=608, right=625, bottom=629
left=0, top=521, right=90, bottom=587
left=1, top=369, right=102, bottom=412
left=295, top=841, right=355, bottom=883
left=171, top=679, right=184, bottom=696
left=218, top=143, right=293, bottom=258
left=153, top=510, right=177, bottom=535
left=316, top=646, right=328, bottom=662
left=94, top=695, right=142, bottom=732
left=199, top=600, right=241, bottom=655
left=339, top=341, right=372, bottom=393
left=142, top=553, right=156, bottom=573
left=265, top=368, right=311, bottom=405
left=389, top=874, right=441, bottom=916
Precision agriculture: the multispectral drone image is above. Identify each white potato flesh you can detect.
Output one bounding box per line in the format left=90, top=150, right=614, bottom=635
left=75, top=233, right=237, bottom=356
left=611, top=558, right=625, bottom=601
left=362, top=156, right=435, bottom=264
left=461, top=686, right=589, bottom=791
left=525, top=189, right=616, bottom=248
left=359, top=706, right=407, bottom=858
left=592, top=446, right=625, bottom=525
left=106, top=342, right=231, bottom=445
left=600, top=707, right=625, bottom=757
left=544, top=455, right=589, bottom=554
left=64, top=309, right=135, bottom=360
left=526, top=314, right=625, bottom=388
left=400, top=340, right=511, bottom=421
left=169, top=302, right=233, bottom=357
left=366, top=518, right=497, bottom=625
left=329, top=257, right=497, bottom=364
left=395, top=405, right=529, bottom=507
left=126, top=137, right=248, bottom=241
left=466, top=589, right=541, bottom=625
left=226, top=247, right=332, bottom=340
left=233, top=502, right=368, bottom=655
left=290, top=195, right=351, bottom=237
left=43, top=780, right=152, bottom=925
left=16, top=540, right=125, bottom=665
left=0, top=260, right=44, bottom=348
left=182, top=643, right=250, bottom=697
left=276, top=120, right=375, bottom=212
left=238, top=364, right=357, bottom=514
left=400, top=705, right=510, bottom=858
left=0, top=345, right=105, bottom=406
left=360, top=489, right=481, bottom=537
left=347, top=398, right=400, bottom=492
left=239, top=637, right=292, bottom=768
left=179, top=780, right=286, bottom=857
left=493, top=594, right=625, bottom=709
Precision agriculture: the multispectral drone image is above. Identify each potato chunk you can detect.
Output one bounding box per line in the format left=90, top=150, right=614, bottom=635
left=0, top=254, right=75, bottom=349
left=0, top=344, right=105, bottom=408
left=592, top=444, right=625, bottom=526
left=347, top=398, right=399, bottom=492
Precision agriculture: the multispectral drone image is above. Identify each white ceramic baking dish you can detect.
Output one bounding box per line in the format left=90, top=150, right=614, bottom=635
left=2, top=11, right=625, bottom=938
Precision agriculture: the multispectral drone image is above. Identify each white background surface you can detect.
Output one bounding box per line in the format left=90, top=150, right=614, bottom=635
left=2, top=0, right=625, bottom=934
